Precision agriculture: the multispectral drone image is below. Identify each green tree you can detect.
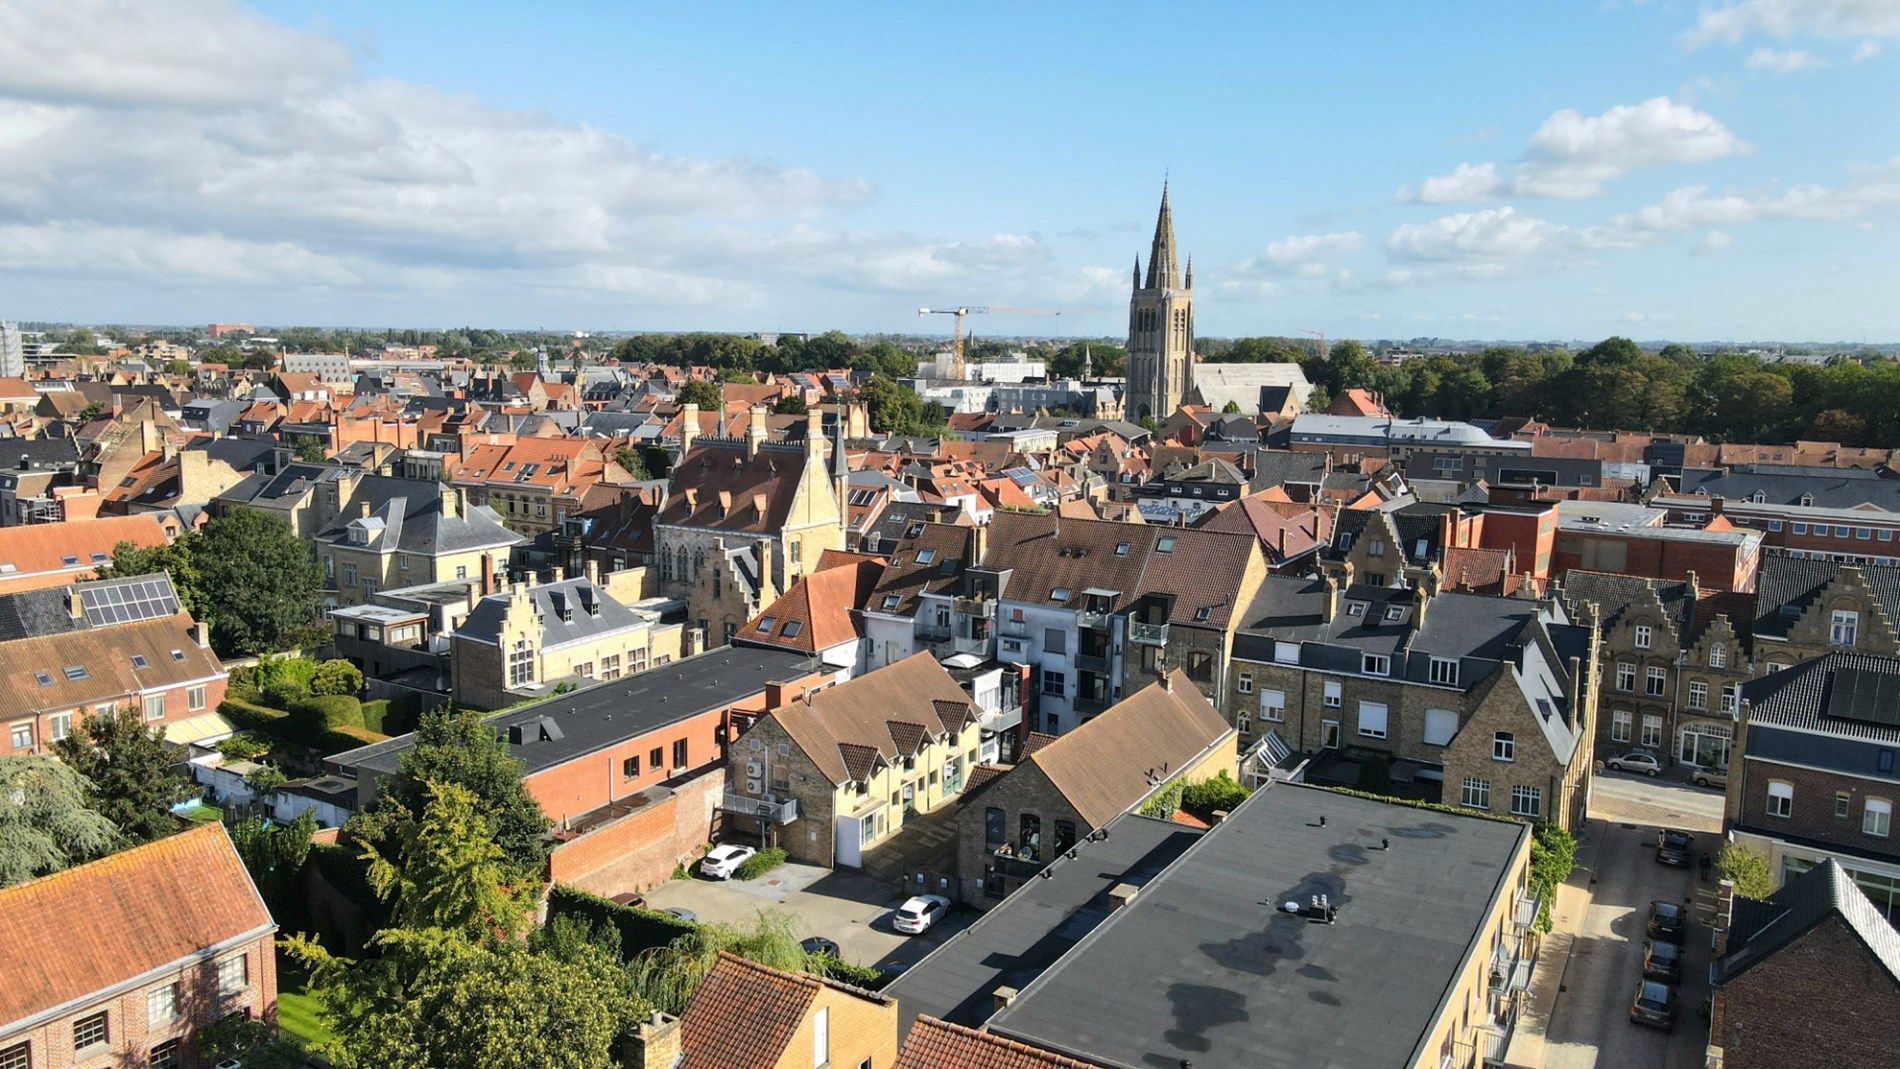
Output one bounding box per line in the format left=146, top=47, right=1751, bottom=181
left=1322, top=340, right=1376, bottom=393
left=1048, top=342, right=1125, bottom=378
left=350, top=707, right=551, bottom=879
left=1717, top=843, right=1775, bottom=899
left=52, top=709, right=195, bottom=843
left=103, top=509, right=323, bottom=657
left=365, top=782, right=534, bottom=938
left=0, top=756, right=121, bottom=886
left=1212, top=336, right=1304, bottom=364
left=627, top=910, right=820, bottom=1015
left=294, top=436, right=328, bottom=463
left=1221, top=400, right=1242, bottom=414
left=102, top=537, right=205, bottom=620
left=675, top=378, right=721, bottom=409
left=309, top=659, right=365, bottom=696
left=858, top=373, right=923, bottom=434
left=229, top=810, right=318, bottom=922
left=773, top=393, right=809, bottom=415
left=614, top=447, right=651, bottom=480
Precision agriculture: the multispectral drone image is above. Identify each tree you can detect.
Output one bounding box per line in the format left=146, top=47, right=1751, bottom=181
left=1322, top=339, right=1376, bottom=393
left=102, top=537, right=205, bottom=620
left=773, top=393, right=808, bottom=415
left=614, top=447, right=651, bottom=480
left=365, top=782, right=534, bottom=938
left=294, top=436, right=328, bottom=463
left=52, top=709, right=195, bottom=843
left=1211, top=337, right=1303, bottom=365
left=102, top=509, right=323, bottom=657
left=350, top=707, right=551, bottom=879
left=0, top=757, right=120, bottom=886
left=309, top=659, right=365, bottom=696
left=627, top=910, right=820, bottom=1015
left=229, top=811, right=317, bottom=925
left=675, top=379, right=721, bottom=409
left=1221, top=400, right=1241, bottom=414
left=1717, top=843, right=1774, bottom=899
left=858, top=374, right=923, bottom=434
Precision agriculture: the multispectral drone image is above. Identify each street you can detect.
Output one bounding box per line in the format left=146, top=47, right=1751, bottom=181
left=1538, top=770, right=1726, bottom=1069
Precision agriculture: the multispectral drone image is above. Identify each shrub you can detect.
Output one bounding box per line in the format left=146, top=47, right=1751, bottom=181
left=1138, top=777, right=1188, bottom=818
left=734, top=847, right=786, bottom=881
left=816, top=957, right=890, bottom=991
left=1180, top=771, right=1251, bottom=819
left=263, top=678, right=312, bottom=709
left=220, top=696, right=291, bottom=732
left=308, top=659, right=364, bottom=697
left=546, top=885, right=698, bottom=960
left=216, top=732, right=273, bottom=762
left=1529, top=823, right=1578, bottom=932
left=1718, top=843, right=1774, bottom=899
left=289, top=695, right=365, bottom=733
left=256, top=654, right=318, bottom=695
left=246, top=765, right=288, bottom=792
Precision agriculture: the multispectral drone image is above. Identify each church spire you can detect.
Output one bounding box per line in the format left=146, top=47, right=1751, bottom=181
left=1132, top=254, right=1141, bottom=288
left=1144, top=180, right=1179, bottom=290
left=1184, top=254, right=1193, bottom=290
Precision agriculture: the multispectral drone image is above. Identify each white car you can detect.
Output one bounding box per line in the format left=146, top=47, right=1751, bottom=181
left=892, top=894, right=950, bottom=935
left=699, top=844, right=757, bottom=880
left=1606, top=750, right=1664, bottom=776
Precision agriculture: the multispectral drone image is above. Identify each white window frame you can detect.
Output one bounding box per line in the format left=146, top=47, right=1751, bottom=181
left=1237, top=673, right=1254, bottom=695
left=1709, top=644, right=1727, bottom=669
left=1611, top=708, right=1632, bottom=743
left=1616, top=662, right=1635, bottom=692
left=1429, top=657, right=1459, bottom=686
left=1361, top=654, right=1390, bottom=677
left=1322, top=680, right=1341, bottom=708
left=1259, top=689, right=1286, bottom=723
left=1634, top=625, right=1652, bottom=650
left=217, top=954, right=248, bottom=996
left=1832, top=609, right=1860, bottom=647
left=147, top=982, right=179, bottom=1027
left=1460, top=777, right=1490, bottom=810
left=1766, top=780, right=1793, bottom=819
left=1641, top=714, right=1664, bottom=749
left=1645, top=666, right=1667, bottom=697
left=1357, top=701, right=1388, bottom=740
left=1687, top=680, right=1708, bottom=711
left=1510, top=784, right=1542, bottom=819
left=1492, top=732, right=1515, bottom=762
left=1866, top=798, right=1893, bottom=838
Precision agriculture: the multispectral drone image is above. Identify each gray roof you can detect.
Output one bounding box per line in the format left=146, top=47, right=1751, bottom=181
left=1716, top=857, right=1900, bottom=986
left=1753, top=550, right=1900, bottom=642
left=1291, top=414, right=1522, bottom=449
left=1680, top=465, right=1900, bottom=511
left=883, top=813, right=1203, bottom=1039
left=330, top=644, right=815, bottom=778
left=987, top=783, right=1529, bottom=1069
left=314, top=475, right=520, bottom=557
left=1741, top=652, right=1900, bottom=746
left=457, top=577, right=651, bottom=649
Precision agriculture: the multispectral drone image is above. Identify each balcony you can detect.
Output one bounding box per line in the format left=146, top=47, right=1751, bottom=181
left=914, top=622, right=952, bottom=643
left=986, top=845, right=1046, bottom=881
left=1075, top=609, right=1109, bottom=631
left=935, top=635, right=991, bottom=659
left=721, top=792, right=799, bottom=825
left=954, top=596, right=998, bottom=619
left=1128, top=621, right=1170, bottom=647
left=1074, top=693, right=1112, bottom=715
left=1076, top=650, right=1111, bottom=674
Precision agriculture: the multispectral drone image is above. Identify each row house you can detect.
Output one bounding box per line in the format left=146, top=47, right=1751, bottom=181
left=1553, top=499, right=1763, bottom=592
left=449, top=436, right=630, bottom=536
left=0, top=513, right=174, bottom=595
left=1750, top=550, right=1900, bottom=671
left=1563, top=569, right=1755, bottom=771
left=1227, top=577, right=1599, bottom=830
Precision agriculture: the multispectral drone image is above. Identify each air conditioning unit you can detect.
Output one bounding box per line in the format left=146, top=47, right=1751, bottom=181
left=745, top=777, right=762, bottom=794
left=746, top=761, right=763, bottom=778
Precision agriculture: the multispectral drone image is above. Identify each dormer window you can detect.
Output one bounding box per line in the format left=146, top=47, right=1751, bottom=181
left=1800, top=493, right=1814, bottom=507
left=882, top=595, right=901, bottom=611
left=1347, top=602, right=1366, bottom=617
left=1385, top=606, right=1404, bottom=622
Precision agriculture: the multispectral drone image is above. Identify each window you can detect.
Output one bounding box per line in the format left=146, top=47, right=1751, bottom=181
left=1323, top=681, right=1341, bottom=708
left=218, top=954, right=248, bottom=995
left=1357, top=701, right=1388, bottom=739
left=149, top=1040, right=180, bottom=1069
left=1645, top=667, right=1666, bottom=697
left=1493, top=732, right=1515, bottom=762
left=1461, top=777, right=1491, bottom=810
left=1237, top=673, right=1253, bottom=695
left=1510, top=785, right=1543, bottom=818
left=1114, top=541, right=1130, bottom=556
left=49, top=712, right=71, bottom=743
left=1367, top=539, right=1386, bottom=558
left=1634, top=625, right=1651, bottom=650
left=622, top=755, right=640, bottom=780
left=1423, top=708, right=1457, bottom=746
left=74, top=1011, right=108, bottom=1051
left=1612, top=709, right=1632, bottom=742
left=1361, top=654, right=1390, bottom=676
left=811, top=1005, right=829, bottom=1069
left=62, top=665, right=87, bottom=682
left=1832, top=609, right=1860, bottom=647
left=1187, top=651, right=1214, bottom=682
left=1429, top=657, right=1459, bottom=686
left=650, top=746, right=664, bottom=770
left=984, top=807, right=1005, bottom=851
left=1041, top=670, right=1066, bottom=697
left=1687, top=680, right=1708, bottom=711
left=1837, top=792, right=1853, bottom=819
left=1049, top=587, right=1070, bottom=604
left=507, top=639, right=534, bottom=687
left=1384, top=606, right=1404, bottom=622
left=673, top=739, right=688, bottom=768
left=1259, top=689, right=1286, bottom=722
left=144, top=694, right=165, bottom=721
left=915, top=549, right=936, bottom=564
left=1347, top=602, right=1366, bottom=617
left=1858, top=528, right=1873, bottom=541
left=1767, top=781, right=1793, bottom=819
left=1044, top=628, right=1067, bottom=655
left=1155, top=536, right=1175, bottom=553
left=187, top=685, right=206, bottom=712
left=1018, top=813, right=1042, bottom=859
left=1641, top=714, right=1664, bottom=749
left=1866, top=799, right=1892, bottom=838
left=1793, top=522, right=1808, bottom=534
left=601, top=655, right=623, bottom=681
left=782, top=620, right=802, bottom=638
left=1275, top=641, right=1299, bottom=665
left=131, top=653, right=148, bottom=669
left=756, top=616, right=776, bottom=634
left=1709, top=644, right=1727, bottom=669
left=1236, top=713, right=1252, bottom=736
left=1721, top=684, right=1740, bottom=715
left=0, top=1043, right=28, bottom=1069
left=148, top=982, right=179, bottom=1026
left=1883, top=750, right=1896, bottom=774
left=9, top=723, right=31, bottom=751
left=1616, top=663, right=1635, bottom=692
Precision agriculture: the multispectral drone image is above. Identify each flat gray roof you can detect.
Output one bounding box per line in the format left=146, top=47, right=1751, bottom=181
left=987, top=783, right=1528, bottom=1069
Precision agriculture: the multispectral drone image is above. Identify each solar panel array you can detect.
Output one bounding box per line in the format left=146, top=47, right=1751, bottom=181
left=1824, top=667, right=1900, bottom=728
left=78, top=576, right=180, bottom=627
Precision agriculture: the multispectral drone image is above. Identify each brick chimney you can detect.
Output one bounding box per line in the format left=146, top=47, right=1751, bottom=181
left=1323, top=575, right=1340, bottom=622
left=440, top=482, right=460, bottom=520
left=1412, top=583, right=1429, bottom=629
left=192, top=621, right=210, bottom=649
left=618, top=1012, right=682, bottom=1069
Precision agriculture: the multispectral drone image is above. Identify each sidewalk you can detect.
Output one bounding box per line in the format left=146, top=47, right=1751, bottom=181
left=1500, top=819, right=1605, bottom=1069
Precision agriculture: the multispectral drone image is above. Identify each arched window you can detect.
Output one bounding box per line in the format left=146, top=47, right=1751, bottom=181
left=1018, top=813, right=1042, bottom=860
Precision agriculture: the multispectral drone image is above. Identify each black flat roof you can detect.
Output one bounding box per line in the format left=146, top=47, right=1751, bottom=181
left=883, top=813, right=1204, bottom=1040
left=330, top=644, right=817, bottom=777
left=987, top=783, right=1528, bottom=1069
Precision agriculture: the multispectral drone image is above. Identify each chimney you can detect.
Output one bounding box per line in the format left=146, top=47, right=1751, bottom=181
left=1712, top=879, right=1737, bottom=957
left=1158, top=670, right=1173, bottom=693
left=1323, top=575, right=1340, bottom=622
left=1412, top=583, right=1429, bottom=628
left=551, top=565, right=566, bottom=584
left=617, top=1012, right=683, bottom=1069
left=191, top=621, right=210, bottom=649
left=584, top=558, right=600, bottom=586
left=441, top=483, right=460, bottom=519
left=1685, top=569, right=1699, bottom=601
left=680, top=402, right=699, bottom=455
left=805, top=410, right=825, bottom=459
left=992, top=986, right=1019, bottom=1013
left=359, top=498, right=371, bottom=519
left=745, top=405, right=768, bottom=458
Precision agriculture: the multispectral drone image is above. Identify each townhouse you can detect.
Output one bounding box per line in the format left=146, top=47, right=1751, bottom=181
left=620, top=952, right=897, bottom=1069
left=449, top=572, right=688, bottom=710
left=1750, top=550, right=1900, bottom=672
left=314, top=479, right=521, bottom=608
left=449, top=436, right=630, bottom=535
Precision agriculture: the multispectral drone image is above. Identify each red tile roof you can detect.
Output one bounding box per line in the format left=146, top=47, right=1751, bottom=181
left=679, top=952, right=893, bottom=1069
left=0, top=514, right=172, bottom=592
left=744, top=558, right=883, bottom=653
left=895, top=1016, right=1111, bottom=1069
left=0, top=822, right=273, bottom=1029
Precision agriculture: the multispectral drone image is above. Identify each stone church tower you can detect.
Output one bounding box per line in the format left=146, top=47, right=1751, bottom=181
left=1126, top=182, right=1194, bottom=422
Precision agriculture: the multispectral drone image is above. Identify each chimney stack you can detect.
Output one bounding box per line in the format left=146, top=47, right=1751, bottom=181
left=1411, top=583, right=1429, bottom=629
left=617, top=1012, right=683, bottom=1069
left=680, top=402, right=699, bottom=455
left=584, top=558, right=600, bottom=586
left=1108, top=882, right=1138, bottom=911
left=191, top=621, right=210, bottom=649
left=746, top=405, right=768, bottom=458
left=1323, top=575, right=1340, bottom=622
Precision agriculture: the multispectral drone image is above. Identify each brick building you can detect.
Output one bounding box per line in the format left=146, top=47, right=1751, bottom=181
left=0, top=823, right=277, bottom=1069
left=1553, top=500, right=1763, bottom=592
left=449, top=572, right=686, bottom=710
left=619, top=951, right=898, bottom=1069
left=1750, top=550, right=1900, bottom=672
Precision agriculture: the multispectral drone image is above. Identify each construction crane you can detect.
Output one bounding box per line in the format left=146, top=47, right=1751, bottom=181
left=1298, top=327, right=1328, bottom=363
left=918, top=305, right=1067, bottom=379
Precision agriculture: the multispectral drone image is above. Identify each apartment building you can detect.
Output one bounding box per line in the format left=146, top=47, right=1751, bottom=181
left=314, top=479, right=520, bottom=608
left=449, top=573, right=688, bottom=710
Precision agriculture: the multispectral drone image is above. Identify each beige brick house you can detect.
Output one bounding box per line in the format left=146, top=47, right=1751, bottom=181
left=1750, top=550, right=1900, bottom=672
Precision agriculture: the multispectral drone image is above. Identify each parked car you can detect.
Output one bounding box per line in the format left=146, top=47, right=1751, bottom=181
left=661, top=906, right=697, bottom=923
left=1647, top=900, right=1687, bottom=943
left=1656, top=829, right=1695, bottom=866
left=1642, top=939, right=1683, bottom=983
left=1629, top=978, right=1678, bottom=1030
left=892, top=894, right=950, bottom=935
left=800, top=936, right=841, bottom=957
left=1606, top=750, right=1664, bottom=776
left=1691, top=766, right=1729, bottom=789
left=699, top=843, right=758, bottom=880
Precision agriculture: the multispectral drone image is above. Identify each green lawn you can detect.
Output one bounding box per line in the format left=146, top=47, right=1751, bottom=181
left=275, top=952, right=335, bottom=1052
left=177, top=803, right=223, bottom=824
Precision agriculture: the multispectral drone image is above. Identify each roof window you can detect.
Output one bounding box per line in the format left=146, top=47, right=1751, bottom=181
left=781, top=620, right=803, bottom=638
left=131, top=654, right=148, bottom=669
left=757, top=617, right=776, bottom=634
left=882, top=595, right=901, bottom=610
left=1347, top=603, right=1367, bottom=617
left=1115, top=542, right=1131, bottom=555
left=34, top=670, right=51, bottom=686
left=916, top=549, right=937, bottom=565
left=63, top=665, right=89, bottom=681
left=1156, top=537, right=1176, bottom=553
left=1050, top=587, right=1071, bottom=603
left=1194, top=606, right=1212, bottom=622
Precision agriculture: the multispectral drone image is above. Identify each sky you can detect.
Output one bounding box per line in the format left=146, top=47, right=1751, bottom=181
left=2, top=0, right=1898, bottom=343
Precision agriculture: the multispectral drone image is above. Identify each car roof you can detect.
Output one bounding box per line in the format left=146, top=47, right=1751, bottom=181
left=1654, top=900, right=1683, bottom=912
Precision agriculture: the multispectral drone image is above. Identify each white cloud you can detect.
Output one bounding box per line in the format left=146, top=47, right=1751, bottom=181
left=1237, top=231, right=1366, bottom=274
left=1514, top=97, right=1750, bottom=198
left=1396, top=162, right=1501, bottom=204
left=1386, top=207, right=1574, bottom=263
left=1615, top=176, right=1897, bottom=234
left=1855, top=39, right=1884, bottom=59
left=1686, top=0, right=1900, bottom=47
left=1696, top=229, right=1736, bottom=253
left=1745, top=46, right=1823, bottom=70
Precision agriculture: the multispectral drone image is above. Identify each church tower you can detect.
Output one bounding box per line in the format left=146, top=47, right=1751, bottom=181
left=1126, top=182, right=1194, bottom=423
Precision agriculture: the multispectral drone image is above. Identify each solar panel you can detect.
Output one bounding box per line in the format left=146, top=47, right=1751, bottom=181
left=77, top=575, right=181, bottom=627
left=1824, top=668, right=1900, bottom=728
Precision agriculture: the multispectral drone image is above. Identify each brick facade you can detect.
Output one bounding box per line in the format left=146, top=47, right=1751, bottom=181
left=1709, top=915, right=1900, bottom=1069
left=546, top=767, right=724, bottom=894
left=1730, top=757, right=1900, bottom=862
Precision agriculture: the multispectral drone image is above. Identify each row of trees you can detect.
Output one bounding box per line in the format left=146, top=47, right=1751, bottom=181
left=610, top=330, right=919, bottom=378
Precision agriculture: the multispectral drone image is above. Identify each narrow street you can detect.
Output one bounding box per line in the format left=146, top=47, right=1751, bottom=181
left=1534, top=772, right=1725, bottom=1069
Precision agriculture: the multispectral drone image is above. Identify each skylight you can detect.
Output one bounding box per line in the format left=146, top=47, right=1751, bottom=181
left=916, top=549, right=936, bottom=564
left=131, top=654, right=148, bottom=669
left=1155, top=537, right=1176, bottom=553
left=781, top=620, right=803, bottom=638
left=757, top=617, right=776, bottom=633
left=1051, top=587, right=1071, bottom=602
left=63, top=665, right=89, bottom=681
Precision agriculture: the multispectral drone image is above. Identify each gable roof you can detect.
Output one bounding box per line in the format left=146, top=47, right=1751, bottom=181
left=0, top=514, right=172, bottom=593
left=744, top=557, right=883, bottom=652
left=768, top=652, right=978, bottom=785
left=1024, top=672, right=1232, bottom=826
left=657, top=439, right=818, bottom=534
left=897, top=1016, right=1112, bottom=1069
left=1716, top=858, right=1900, bottom=987
left=0, top=822, right=274, bottom=1031
left=1753, top=550, right=1900, bottom=642
left=679, top=952, right=819, bottom=1069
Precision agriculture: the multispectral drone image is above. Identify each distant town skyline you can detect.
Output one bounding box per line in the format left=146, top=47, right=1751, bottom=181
left=3, top=0, right=1898, bottom=341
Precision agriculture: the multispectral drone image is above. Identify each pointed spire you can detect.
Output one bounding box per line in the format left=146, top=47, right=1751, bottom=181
left=1132, top=254, right=1142, bottom=289
left=1082, top=344, right=1093, bottom=380
left=831, top=409, right=848, bottom=481
left=1184, top=254, right=1193, bottom=290
left=1144, top=180, right=1179, bottom=290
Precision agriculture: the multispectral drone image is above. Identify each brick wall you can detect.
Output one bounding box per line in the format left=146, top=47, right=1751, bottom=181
left=547, top=768, right=725, bottom=894
left=1734, top=758, right=1900, bottom=862
left=524, top=706, right=728, bottom=825
left=1711, top=916, right=1900, bottom=1069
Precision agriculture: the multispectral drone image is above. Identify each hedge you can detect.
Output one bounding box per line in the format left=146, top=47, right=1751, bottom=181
left=546, top=885, right=698, bottom=959
left=817, top=957, right=891, bottom=991
left=220, top=696, right=290, bottom=732
left=733, top=847, right=786, bottom=881
left=360, top=699, right=391, bottom=733
left=290, top=695, right=365, bottom=732
left=218, top=695, right=385, bottom=756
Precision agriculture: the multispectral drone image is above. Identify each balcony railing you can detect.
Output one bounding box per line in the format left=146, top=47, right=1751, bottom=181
left=721, top=792, right=799, bottom=825
left=1075, top=609, right=1109, bottom=630
left=954, top=597, right=998, bottom=619
left=986, top=845, right=1046, bottom=880
left=1076, top=651, right=1111, bottom=674
left=935, top=635, right=991, bottom=659
left=1128, top=621, right=1169, bottom=647
left=914, top=622, right=952, bottom=643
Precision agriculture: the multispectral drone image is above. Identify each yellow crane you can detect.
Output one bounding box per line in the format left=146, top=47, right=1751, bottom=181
left=917, top=305, right=1067, bottom=379
left=1298, top=327, right=1328, bottom=363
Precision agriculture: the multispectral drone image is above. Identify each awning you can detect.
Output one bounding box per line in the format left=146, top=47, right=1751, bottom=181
left=164, top=712, right=237, bottom=747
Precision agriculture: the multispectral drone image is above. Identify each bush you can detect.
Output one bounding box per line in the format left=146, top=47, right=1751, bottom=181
left=289, top=695, right=365, bottom=733
left=734, top=847, right=786, bottom=881
left=221, top=696, right=291, bottom=732
left=246, top=765, right=288, bottom=792
left=1718, top=843, right=1774, bottom=899
left=256, top=654, right=318, bottom=695
left=1138, top=777, right=1188, bottom=818
left=216, top=732, right=273, bottom=762
left=1529, top=823, right=1578, bottom=932
left=817, top=957, right=890, bottom=991
left=1180, top=771, right=1251, bottom=819
left=263, top=678, right=312, bottom=709
left=546, top=885, right=699, bottom=960
left=309, top=659, right=364, bottom=697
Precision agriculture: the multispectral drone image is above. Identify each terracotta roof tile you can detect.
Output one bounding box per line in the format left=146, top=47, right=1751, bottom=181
left=679, top=952, right=818, bottom=1069
left=744, top=558, right=882, bottom=653
left=0, top=822, right=273, bottom=1028
left=895, top=1015, right=1111, bottom=1069
left=0, top=612, right=223, bottom=720
left=0, top=514, right=171, bottom=591
left=768, top=652, right=976, bottom=785
left=1024, top=672, right=1232, bottom=826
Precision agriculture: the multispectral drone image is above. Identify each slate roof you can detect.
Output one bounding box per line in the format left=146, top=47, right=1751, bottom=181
left=768, top=651, right=979, bottom=786
left=1715, top=858, right=1900, bottom=986
left=980, top=512, right=1156, bottom=611
left=314, top=476, right=519, bottom=557
left=1679, top=465, right=1900, bottom=511
left=657, top=438, right=819, bottom=534
left=1753, top=550, right=1900, bottom=642
left=0, top=823, right=274, bottom=1032
left=457, top=577, right=652, bottom=648
left=985, top=783, right=1530, bottom=1069
left=1739, top=652, right=1900, bottom=745
left=865, top=522, right=976, bottom=617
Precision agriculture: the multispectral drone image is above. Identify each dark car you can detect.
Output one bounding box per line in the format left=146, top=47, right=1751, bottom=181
left=1630, top=979, right=1678, bottom=1030
left=1642, top=939, right=1682, bottom=983
left=1656, top=829, right=1694, bottom=866
left=800, top=936, right=841, bottom=957
left=1647, top=900, right=1687, bottom=943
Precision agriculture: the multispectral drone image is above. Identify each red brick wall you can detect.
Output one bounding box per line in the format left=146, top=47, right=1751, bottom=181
left=1735, top=759, right=1900, bottom=861
left=1552, top=529, right=1755, bottom=591
left=523, top=707, right=728, bottom=825
left=1712, top=916, right=1900, bottom=1069
left=9, top=674, right=229, bottom=756
left=547, top=766, right=725, bottom=894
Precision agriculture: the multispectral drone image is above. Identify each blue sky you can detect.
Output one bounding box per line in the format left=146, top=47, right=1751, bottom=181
left=2, top=0, right=1897, bottom=341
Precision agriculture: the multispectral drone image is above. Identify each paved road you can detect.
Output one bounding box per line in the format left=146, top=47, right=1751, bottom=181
left=1540, top=771, right=1725, bottom=1069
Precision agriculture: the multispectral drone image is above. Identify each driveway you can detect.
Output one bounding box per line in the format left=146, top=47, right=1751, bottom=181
left=1537, top=771, right=1726, bottom=1069
left=635, top=861, right=973, bottom=975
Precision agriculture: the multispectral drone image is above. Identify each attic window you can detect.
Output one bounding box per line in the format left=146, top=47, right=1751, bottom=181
left=171, top=649, right=186, bottom=661
left=131, top=654, right=148, bottom=669
left=781, top=620, right=803, bottom=638
left=1347, top=603, right=1367, bottom=617
left=1155, top=537, right=1176, bottom=553
left=34, top=670, right=51, bottom=686
left=1115, top=542, right=1131, bottom=556
left=63, top=665, right=89, bottom=681
left=916, top=549, right=937, bottom=565
left=61, top=555, right=79, bottom=566
left=1194, top=606, right=1212, bottom=622
left=89, top=552, right=108, bottom=563
left=882, top=595, right=901, bottom=611
left=757, top=617, right=776, bottom=634
left=1386, top=606, right=1405, bottom=622
left=906, top=523, right=925, bottom=538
